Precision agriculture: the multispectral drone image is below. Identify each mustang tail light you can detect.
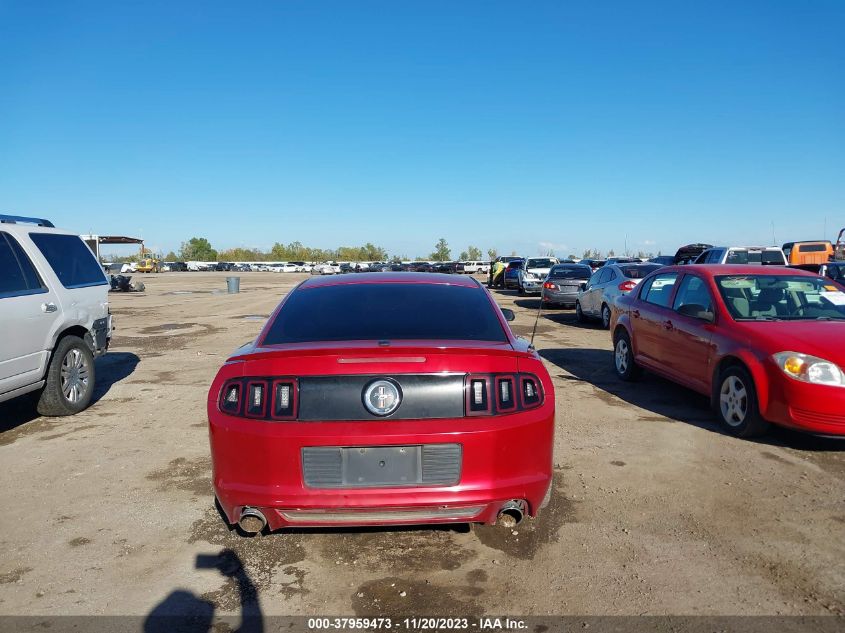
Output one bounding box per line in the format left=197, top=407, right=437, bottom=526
left=618, top=280, right=637, bottom=292
left=465, top=373, right=544, bottom=416
left=218, top=377, right=298, bottom=421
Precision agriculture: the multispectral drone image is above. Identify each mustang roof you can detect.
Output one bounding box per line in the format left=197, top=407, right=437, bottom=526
left=299, top=272, right=482, bottom=289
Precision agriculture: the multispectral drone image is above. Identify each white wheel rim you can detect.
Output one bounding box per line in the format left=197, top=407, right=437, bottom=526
left=615, top=339, right=629, bottom=374
left=60, top=348, right=90, bottom=404
left=719, top=375, right=748, bottom=426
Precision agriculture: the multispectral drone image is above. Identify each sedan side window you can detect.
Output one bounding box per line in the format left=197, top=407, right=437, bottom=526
left=597, top=268, right=612, bottom=284
left=673, top=275, right=713, bottom=314
left=642, top=273, right=679, bottom=308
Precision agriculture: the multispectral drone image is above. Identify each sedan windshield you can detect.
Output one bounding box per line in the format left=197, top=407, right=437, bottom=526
left=716, top=275, right=845, bottom=320
left=263, top=283, right=509, bottom=343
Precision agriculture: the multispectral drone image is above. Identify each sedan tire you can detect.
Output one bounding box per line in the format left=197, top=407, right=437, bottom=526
left=575, top=301, right=587, bottom=323
left=613, top=330, right=643, bottom=381
left=601, top=304, right=611, bottom=330
left=715, top=366, right=770, bottom=438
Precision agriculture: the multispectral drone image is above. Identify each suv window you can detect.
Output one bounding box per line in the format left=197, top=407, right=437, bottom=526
left=263, top=283, right=509, bottom=344
left=642, top=273, right=679, bottom=308
left=672, top=275, right=713, bottom=313
left=0, top=232, right=46, bottom=298
left=28, top=233, right=107, bottom=289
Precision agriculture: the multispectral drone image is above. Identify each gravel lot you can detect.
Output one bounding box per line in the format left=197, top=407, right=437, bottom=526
left=1, top=272, right=844, bottom=618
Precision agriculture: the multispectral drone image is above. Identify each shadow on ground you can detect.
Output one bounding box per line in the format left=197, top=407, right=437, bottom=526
left=540, top=346, right=845, bottom=452
left=0, top=351, right=139, bottom=434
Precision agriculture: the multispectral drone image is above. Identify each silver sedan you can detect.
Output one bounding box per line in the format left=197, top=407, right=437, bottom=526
left=541, top=264, right=592, bottom=308
left=576, top=263, right=663, bottom=328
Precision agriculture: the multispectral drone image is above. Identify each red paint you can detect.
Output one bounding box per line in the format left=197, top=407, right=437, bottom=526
left=207, top=275, right=555, bottom=529
left=613, top=265, right=845, bottom=435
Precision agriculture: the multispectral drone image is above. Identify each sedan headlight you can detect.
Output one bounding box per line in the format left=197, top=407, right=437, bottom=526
left=772, top=352, right=845, bottom=387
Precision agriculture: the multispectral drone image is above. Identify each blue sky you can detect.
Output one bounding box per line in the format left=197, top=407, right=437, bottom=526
left=1, top=1, right=843, bottom=258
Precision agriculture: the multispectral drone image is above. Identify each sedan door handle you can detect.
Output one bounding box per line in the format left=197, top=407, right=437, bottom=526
left=663, top=319, right=674, bottom=331
left=41, top=302, right=58, bottom=313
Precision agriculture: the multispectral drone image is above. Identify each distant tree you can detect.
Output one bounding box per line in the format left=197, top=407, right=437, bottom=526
left=607, top=249, right=616, bottom=257
left=467, top=245, right=482, bottom=260
left=179, top=237, right=217, bottom=261
left=459, top=251, right=469, bottom=261
left=430, top=238, right=451, bottom=261
left=542, top=248, right=555, bottom=257
left=163, top=251, right=178, bottom=261
left=487, top=248, right=498, bottom=260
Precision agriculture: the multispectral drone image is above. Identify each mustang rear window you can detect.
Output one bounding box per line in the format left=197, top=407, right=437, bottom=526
left=263, top=283, right=509, bottom=344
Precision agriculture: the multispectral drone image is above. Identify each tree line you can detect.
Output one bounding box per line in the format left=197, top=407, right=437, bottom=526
left=104, top=237, right=655, bottom=263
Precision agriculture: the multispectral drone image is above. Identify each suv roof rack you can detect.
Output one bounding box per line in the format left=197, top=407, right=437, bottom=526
left=0, top=214, right=55, bottom=228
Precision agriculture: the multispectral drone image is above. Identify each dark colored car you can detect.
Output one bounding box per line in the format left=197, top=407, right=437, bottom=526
left=579, top=259, right=607, bottom=272
left=338, top=263, right=355, bottom=274
left=673, top=243, right=713, bottom=265
left=611, top=265, right=845, bottom=438
left=167, top=261, right=188, bottom=272
left=487, top=256, right=523, bottom=286
left=432, top=262, right=459, bottom=274
left=541, top=264, right=592, bottom=308
left=407, top=262, right=435, bottom=273
left=503, top=259, right=525, bottom=289
left=214, top=262, right=233, bottom=272
left=207, top=273, right=555, bottom=533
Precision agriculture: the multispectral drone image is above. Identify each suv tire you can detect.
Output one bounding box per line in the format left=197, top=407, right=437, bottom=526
left=37, top=335, right=96, bottom=416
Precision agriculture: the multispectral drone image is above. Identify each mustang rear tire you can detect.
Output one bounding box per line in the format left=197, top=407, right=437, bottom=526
left=37, top=335, right=96, bottom=416
left=715, top=366, right=769, bottom=438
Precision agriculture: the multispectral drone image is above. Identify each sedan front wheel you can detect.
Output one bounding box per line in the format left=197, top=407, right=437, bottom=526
left=715, top=366, right=769, bottom=438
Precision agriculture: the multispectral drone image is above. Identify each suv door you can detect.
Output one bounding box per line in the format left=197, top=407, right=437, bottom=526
left=0, top=232, right=63, bottom=394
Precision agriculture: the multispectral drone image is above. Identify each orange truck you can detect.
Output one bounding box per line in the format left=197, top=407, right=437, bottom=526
left=782, top=240, right=834, bottom=265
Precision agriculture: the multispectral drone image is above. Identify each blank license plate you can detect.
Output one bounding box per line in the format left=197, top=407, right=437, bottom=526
left=343, top=446, right=421, bottom=487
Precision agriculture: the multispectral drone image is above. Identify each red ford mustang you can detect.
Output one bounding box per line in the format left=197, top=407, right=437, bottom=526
left=610, top=265, right=845, bottom=438
left=207, top=273, right=555, bottom=534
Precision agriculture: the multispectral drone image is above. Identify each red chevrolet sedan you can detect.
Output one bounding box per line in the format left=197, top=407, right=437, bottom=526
left=610, top=265, right=845, bottom=438
left=207, top=273, right=555, bottom=534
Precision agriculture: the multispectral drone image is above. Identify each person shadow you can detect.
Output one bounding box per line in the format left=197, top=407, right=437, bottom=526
left=144, top=549, right=263, bottom=633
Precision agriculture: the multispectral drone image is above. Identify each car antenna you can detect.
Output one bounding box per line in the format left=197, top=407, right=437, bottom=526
left=530, top=297, right=544, bottom=349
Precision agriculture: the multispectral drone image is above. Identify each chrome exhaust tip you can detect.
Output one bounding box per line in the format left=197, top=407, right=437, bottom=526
left=237, top=507, right=267, bottom=534
left=497, top=499, right=527, bottom=527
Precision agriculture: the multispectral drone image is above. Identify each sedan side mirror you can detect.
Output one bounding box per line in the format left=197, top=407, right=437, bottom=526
left=580, top=283, right=587, bottom=291
left=677, top=303, right=715, bottom=322
left=501, top=308, right=516, bottom=322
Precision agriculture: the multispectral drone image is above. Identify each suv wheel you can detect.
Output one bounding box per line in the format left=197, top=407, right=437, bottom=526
left=715, top=366, right=769, bottom=438
left=613, top=330, right=642, bottom=381
left=37, top=336, right=96, bottom=416
left=601, top=304, right=611, bottom=329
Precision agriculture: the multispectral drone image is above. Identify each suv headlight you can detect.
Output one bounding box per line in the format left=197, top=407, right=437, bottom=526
left=772, top=352, right=845, bottom=387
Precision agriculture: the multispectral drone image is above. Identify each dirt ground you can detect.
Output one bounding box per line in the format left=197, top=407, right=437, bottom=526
left=1, top=272, right=844, bottom=619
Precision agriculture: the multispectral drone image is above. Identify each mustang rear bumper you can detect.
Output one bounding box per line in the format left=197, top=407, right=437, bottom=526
left=208, top=407, right=554, bottom=529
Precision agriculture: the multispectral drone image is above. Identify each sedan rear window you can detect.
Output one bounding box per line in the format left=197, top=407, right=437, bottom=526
left=29, top=233, right=107, bottom=289
left=549, top=266, right=590, bottom=279
left=263, top=283, right=509, bottom=344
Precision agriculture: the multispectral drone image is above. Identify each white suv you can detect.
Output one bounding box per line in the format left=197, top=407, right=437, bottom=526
left=693, top=246, right=787, bottom=266
left=0, top=215, right=112, bottom=415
